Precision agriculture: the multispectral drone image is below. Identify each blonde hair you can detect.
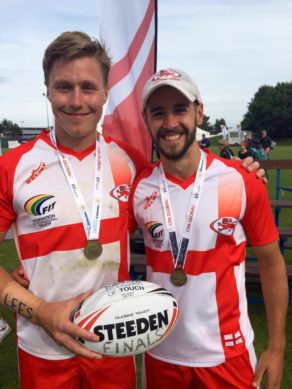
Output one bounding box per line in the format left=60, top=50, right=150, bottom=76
left=218, top=139, right=229, bottom=148
left=43, top=31, right=111, bottom=87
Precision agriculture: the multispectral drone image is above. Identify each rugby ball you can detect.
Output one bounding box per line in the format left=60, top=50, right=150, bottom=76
left=72, top=280, right=178, bottom=357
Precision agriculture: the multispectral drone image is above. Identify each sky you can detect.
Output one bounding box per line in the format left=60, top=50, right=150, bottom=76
left=0, top=0, right=292, bottom=129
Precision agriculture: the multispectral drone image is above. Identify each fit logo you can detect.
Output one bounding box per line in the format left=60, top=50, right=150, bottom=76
left=24, top=194, right=56, bottom=216
left=145, top=221, right=164, bottom=241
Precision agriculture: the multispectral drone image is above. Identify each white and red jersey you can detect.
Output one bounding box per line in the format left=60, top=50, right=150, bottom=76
left=129, top=152, right=278, bottom=367
left=0, top=130, right=148, bottom=360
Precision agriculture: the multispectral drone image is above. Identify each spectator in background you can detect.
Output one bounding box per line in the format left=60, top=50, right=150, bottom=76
left=218, top=139, right=234, bottom=159
left=250, top=137, right=268, bottom=161
left=243, top=132, right=252, bottom=148
left=199, top=133, right=210, bottom=152
left=238, top=139, right=253, bottom=160
left=260, top=130, right=272, bottom=156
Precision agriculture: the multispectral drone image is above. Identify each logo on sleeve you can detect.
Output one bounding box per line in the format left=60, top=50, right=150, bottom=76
left=24, top=162, right=46, bottom=184
left=145, top=221, right=164, bottom=241
left=210, top=217, right=238, bottom=236
left=110, top=184, right=130, bottom=202
left=144, top=191, right=158, bottom=210
left=24, top=194, right=57, bottom=228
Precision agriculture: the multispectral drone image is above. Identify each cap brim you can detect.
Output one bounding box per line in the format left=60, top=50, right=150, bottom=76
left=143, top=81, right=198, bottom=109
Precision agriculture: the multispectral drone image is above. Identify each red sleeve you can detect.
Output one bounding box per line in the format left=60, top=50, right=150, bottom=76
left=127, top=163, right=156, bottom=233
left=128, top=175, right=140, bottom=234
left=104, top=135, right=151, bottom=233
left=105, top=135, right=150, bottom=176
left=0, top=153, right=17, bottom=232
left=241, top=173, right=278, bottom=246
left=0, top=139, right=38, bottom=232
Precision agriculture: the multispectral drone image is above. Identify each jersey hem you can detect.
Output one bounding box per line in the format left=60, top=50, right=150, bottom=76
left=146, top=340, right=255, bottom=368
left=18, top=343, right=74, bottom=361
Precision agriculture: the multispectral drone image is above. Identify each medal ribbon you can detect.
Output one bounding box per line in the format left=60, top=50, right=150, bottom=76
left=49, top=128, right=104, bottom=241
left=159, top=149, right=206, bottom=269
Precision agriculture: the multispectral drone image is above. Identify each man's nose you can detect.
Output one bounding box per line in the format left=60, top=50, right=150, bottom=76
left=164, top=113, right=178, bottom=129
left=70, top=88, right=83, bottom=107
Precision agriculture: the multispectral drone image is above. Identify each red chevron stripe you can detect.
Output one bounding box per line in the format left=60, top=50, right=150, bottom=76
left=103, top=41, right=155, bottom=159
left=77, top=305, right=110, bottom=331
left=109, top=0, right=154, bottom=88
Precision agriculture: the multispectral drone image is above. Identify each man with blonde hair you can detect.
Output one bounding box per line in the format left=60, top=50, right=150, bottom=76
left=0, top=31, right=148, bottom=388
left=218, top=138, right=234, bottom=159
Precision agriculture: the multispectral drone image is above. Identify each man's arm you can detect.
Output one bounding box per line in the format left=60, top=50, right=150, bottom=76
left=0, top=231, right=101, bottom=359
left=251, top=241, right=288, bottom=388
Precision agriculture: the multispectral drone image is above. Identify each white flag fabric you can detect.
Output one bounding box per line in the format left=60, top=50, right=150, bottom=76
left=100, top=0, right=156, bottom=160
left=221, top=125, right=228, bottom=140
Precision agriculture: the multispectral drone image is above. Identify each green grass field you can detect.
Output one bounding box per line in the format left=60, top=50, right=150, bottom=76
left=0, top=141, right=291, bottom=388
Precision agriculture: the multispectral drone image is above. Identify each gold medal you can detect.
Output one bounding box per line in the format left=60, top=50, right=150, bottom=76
left=84, top=240, right=103, bottom=260
left=170, top=268, right=187, bottom=286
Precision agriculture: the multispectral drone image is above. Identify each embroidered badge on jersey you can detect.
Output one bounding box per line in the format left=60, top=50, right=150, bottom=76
left=145, top=221, right=164, bottom=248
left=24, top=162, right=46, bottom=184
left=223, top=331, right=243, bottom=347
left=24, top=194, right=57, bottom=229
left=144, top=191, right=158, bottom=209
left=110, top=184, right=130, bottom=202
left=210, top=217, right=238, bottom=236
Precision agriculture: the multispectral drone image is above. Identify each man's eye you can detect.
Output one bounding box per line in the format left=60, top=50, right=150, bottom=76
left=175, top=107, right=187, bottom=113
left=82, top=83, right=97, bottom=91
left=55, top=84, right=71, bottom=91
left=152, top=111, right=164, bottom=117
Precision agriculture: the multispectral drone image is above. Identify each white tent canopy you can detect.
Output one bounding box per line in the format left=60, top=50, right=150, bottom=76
left=196, top=127, right=210, bottom=141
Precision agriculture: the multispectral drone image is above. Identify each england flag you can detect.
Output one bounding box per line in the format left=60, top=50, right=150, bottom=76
left=100, top=0, right=157, bottom=160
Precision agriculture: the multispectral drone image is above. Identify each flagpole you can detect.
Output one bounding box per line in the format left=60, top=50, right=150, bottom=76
left=151, top=0, right=159, bottom=162
left=154, top=0, right=158, bottom=72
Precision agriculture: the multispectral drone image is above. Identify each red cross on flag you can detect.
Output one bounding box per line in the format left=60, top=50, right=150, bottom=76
left=99, top=0, right=157, bottom=160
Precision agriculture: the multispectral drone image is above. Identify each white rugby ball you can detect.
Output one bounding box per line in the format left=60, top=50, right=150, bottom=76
left=72, top=280, right=178, bottom=357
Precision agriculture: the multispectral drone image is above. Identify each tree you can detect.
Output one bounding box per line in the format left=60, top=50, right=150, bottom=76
left=0, top=119, right=21, bottom=136
left=214, top=118, right=226, bottom=134
left=241, top=82, right=292, bottom=139
left=200, top=114, right=213, bottom=133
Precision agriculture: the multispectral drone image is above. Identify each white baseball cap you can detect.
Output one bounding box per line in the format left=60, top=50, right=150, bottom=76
left=142, top=68, right=202, bottom=109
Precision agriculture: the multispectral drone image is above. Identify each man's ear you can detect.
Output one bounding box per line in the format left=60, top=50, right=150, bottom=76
left=45, top=89, right=50, bottom=103
left=196, top=103, right=204, bottom=126
left=142, top=109, right=148, bottom=127
left=142, top=109, right=152, bottom=136
left=103, top=87, right=109, bottom=104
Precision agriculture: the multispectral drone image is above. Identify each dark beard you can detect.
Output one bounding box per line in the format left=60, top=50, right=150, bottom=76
left=152, top=125, right=196, bottom=161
